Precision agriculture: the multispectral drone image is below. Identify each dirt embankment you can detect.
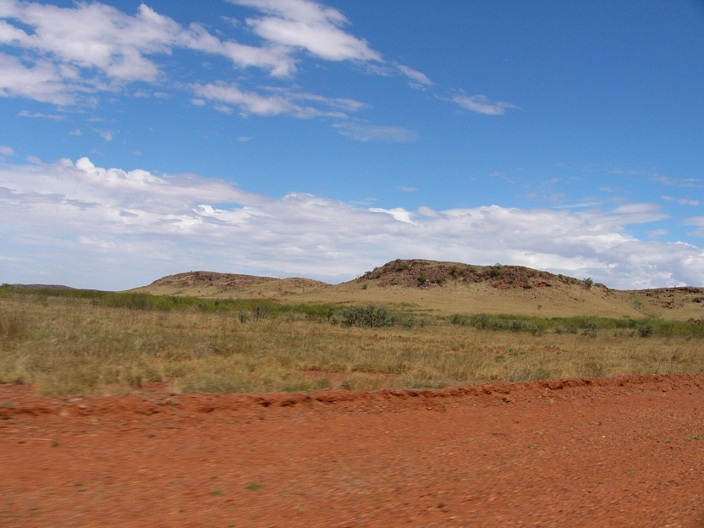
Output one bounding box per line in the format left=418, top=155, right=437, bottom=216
left=2, top=375, right=704, bottom=527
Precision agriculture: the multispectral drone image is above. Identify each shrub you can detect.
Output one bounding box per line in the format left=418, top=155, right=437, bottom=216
left=471, top=313, right=491, bottom=329
left=451, top=314, right=466, bottom=326
left=582, top=318, right=598, bottom=337
left=637, top=323, right=654, bottom=338
left=490, top=264, right=503, bottom=278
left=341, top=305, right=397, bottom=327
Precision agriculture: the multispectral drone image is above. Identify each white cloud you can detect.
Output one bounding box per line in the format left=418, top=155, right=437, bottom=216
left=191, top=82, right=358, bottom=118
left=686, top=217, right=704, bottom=237
left=0, top=0, right=443, bottom=143
left=287, top=91, right=366, bottom=112
left=0, top=1, right=304, bottom=104
left=18, top=110, right=65, bottom=120
left=0, top=3, right=174, bottom=81
left=648, top=229, right=668, bottom=239
left=231, top=0, right=382, bottom=62
left=0, top=0, right=393, bottom=100
left=0, top=52, right=80, bottom=105
left=0, top=1, right=434, bottom=117
left=0, top=145, right=14, bottom=156
left=95, top=129, right=114, bottom=142
left=662, top=195, right=701, bottom=206
left=333, top=122, right=419, bottom=143
left=369, top=208, right=414, bottom=224
left=181, top=21, right=295, bottom=77
left=451, top=93, right=518, bottom=116
left=655, top=173, right=704, bottom=188
left=395, top=63, right=434, bottom=89
left=1, top=158, right=703, bottom=290
left=192, top=82, right=297, bottom=116
left=607, top=203, right=668, bottom=224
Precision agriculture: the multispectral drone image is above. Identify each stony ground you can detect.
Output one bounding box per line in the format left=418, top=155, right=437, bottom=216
left=1, top=374, right=704, bottom=527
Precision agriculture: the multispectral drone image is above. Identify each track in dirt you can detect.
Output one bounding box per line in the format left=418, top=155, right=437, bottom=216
left=2, top=374, right=704, bottom=527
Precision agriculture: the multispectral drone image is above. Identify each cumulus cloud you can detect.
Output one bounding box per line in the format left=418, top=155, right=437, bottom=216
left=1, top=158, right=703, bottom=290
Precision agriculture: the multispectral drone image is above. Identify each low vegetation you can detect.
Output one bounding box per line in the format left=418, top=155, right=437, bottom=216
left=1, top=285, right=703, bottom=396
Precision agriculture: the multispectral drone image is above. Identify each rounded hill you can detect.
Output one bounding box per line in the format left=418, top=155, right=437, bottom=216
left=356, top=259, right=601, bottom=290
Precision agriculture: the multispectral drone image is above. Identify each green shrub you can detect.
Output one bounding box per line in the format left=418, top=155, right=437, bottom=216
left=489, top=264, right=503, bottom=277
left=471, top=313, right=491, bottom=329
left=637, top=323, right=654, bottom=337
left=341, top=305, right=397, bottom=327
left=451, top=314, right=469, bottom=326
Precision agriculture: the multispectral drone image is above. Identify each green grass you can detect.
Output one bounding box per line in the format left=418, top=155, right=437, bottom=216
left=1, top=286, right=703, bottom=396
left=449, top=312, right=704, bottom=339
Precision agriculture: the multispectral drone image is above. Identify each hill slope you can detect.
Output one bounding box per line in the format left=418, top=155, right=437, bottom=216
left=134, top=270, right=327, bottom=298
left=132, top=259, right=704, bottom=320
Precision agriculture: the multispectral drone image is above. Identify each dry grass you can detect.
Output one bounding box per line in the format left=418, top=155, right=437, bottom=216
left=1, top=289, right=703, bottom=396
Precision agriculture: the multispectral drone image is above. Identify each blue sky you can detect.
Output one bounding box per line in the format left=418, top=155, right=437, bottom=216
left=1, top=0, right=703, bottom=290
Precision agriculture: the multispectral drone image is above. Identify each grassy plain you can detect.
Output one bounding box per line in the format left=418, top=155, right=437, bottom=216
left=1, top=286, right=703, bottom=397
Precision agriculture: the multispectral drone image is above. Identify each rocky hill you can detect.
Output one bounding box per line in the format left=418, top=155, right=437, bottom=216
left=356, top=259, right=602, bottom=290
left=132, top=259, right=704, bottom=320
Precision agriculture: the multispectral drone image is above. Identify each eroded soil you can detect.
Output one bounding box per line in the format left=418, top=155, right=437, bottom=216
left=1, top=375, right=704, bottom=527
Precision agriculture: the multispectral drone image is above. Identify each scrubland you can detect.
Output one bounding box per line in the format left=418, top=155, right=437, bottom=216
left=1, top=286, right=703, bottom=396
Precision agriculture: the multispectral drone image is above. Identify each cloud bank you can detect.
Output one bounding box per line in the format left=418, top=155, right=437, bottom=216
left=1, top=158, right=702, bottom=290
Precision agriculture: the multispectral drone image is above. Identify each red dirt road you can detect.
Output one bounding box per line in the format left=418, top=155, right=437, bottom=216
left=1, top=375, right=704, bottom=527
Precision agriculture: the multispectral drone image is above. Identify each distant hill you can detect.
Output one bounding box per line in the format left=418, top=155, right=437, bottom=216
left=131, top=259, right=704, bottom=321
left=7, top=284, right=75, bottom=290
left=134, top=270, right=327, bottom=298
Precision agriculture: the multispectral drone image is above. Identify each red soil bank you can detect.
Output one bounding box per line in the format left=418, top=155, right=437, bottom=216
left=1, top=374, right=704, bottom=527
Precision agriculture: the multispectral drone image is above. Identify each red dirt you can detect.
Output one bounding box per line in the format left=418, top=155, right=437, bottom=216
left=1, top=375, right=704, bottom=527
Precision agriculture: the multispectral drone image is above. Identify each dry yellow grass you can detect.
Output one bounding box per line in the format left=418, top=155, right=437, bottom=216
left=1, top=289, right=702, bottom=397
